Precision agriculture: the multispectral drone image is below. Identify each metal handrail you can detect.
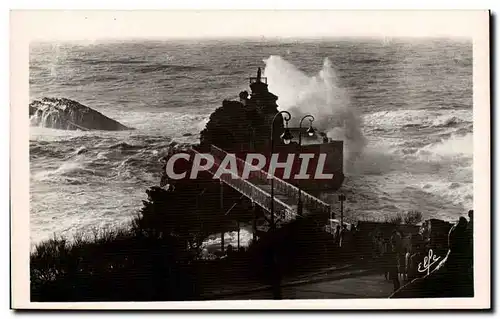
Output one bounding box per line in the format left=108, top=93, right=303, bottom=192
left=192, top=148, right=296, bottom=223
left=210, top=145, right=331, bottom=216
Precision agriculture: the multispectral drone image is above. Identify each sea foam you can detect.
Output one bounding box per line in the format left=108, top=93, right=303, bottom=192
left=264, top=55, right=366, bottom=173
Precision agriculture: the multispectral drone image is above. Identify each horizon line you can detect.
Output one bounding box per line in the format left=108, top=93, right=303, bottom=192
left=30, top=34, right=472, bottom=43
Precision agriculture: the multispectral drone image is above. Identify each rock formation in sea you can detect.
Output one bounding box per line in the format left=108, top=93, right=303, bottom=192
left=199, top=68, right=284, bottom=152
left=30, top=97, right=133, bottom=131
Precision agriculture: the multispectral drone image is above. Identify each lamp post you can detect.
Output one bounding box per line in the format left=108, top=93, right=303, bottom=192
left=270, top=110, right=293, bottom=230
left=269, top=110, right=292, bottom=300
left=297, top=115, right=315, bottom=216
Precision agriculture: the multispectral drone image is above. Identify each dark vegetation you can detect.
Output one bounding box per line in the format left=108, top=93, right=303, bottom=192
left=30, top=170, right=252, bottom=301
left=381, top=210, right=424, bottom=225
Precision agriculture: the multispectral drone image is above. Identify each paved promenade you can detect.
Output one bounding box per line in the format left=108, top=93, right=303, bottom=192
left=202, top=266, right=394, bottom=300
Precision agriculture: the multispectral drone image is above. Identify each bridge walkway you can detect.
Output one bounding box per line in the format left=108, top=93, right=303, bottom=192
left=192, top=145, right=331, bottom=228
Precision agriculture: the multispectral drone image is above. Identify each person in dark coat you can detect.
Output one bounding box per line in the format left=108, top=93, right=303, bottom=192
left=387, top=237, right=401, bottom=291
left=334, top=225, right=341, bottom=247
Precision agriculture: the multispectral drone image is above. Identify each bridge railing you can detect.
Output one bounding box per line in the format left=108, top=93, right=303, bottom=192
left=210, top=145, right=331, bottom=217
left=216, top=171, right=295, bottom=223
left=192, top=147, right=296, bottom=223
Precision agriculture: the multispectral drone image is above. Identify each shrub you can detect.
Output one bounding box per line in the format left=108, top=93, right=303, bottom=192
left=30, top=185, right=206, bottom=301
left=404, top=210, right=423, bottom=225
left=30, top=181, right=253, bottom=301
left=384, top=213, right=403, bottom=225
left=30, top=224, right=200, bottom=301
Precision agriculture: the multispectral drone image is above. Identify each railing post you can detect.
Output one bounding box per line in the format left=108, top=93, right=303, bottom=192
left=338, top=193, right=346, bottom=229
left=252, top=201, right=257, bottom=242
left=220, top=180, right=224, bottom=254
left=237, top=220, right=240, bottom=251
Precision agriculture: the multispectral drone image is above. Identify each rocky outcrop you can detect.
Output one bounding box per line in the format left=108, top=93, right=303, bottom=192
left=199, top=68, right=284, bottom=152
left=30, top=97, right=133, bottom=131
left=199, top=100, right=257, bottom=152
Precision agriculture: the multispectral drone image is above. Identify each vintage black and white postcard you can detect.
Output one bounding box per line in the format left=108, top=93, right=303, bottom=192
left=10, top=10, right=490, bottom=309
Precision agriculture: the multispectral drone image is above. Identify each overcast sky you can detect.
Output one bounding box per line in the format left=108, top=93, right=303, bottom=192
left=13, top=10, right=486, bottom=41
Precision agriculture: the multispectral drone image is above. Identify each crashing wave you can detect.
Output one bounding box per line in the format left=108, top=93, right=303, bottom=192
left=430, top=116, right=463, bottom=128
left=264, top=56, right=366, bottom=172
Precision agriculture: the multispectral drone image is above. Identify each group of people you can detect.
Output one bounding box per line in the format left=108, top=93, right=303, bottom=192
left=389, top=210, right=474, bottom=298
left=374, top=210, right=474, bottom=293
left=374, top=231, right=421, bottom=291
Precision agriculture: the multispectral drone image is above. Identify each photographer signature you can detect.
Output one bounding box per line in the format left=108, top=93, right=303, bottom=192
left=418, top=249, right=441, bottom=276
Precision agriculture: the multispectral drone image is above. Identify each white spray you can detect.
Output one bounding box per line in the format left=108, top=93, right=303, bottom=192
left=263, top=56, right=366, bottom=173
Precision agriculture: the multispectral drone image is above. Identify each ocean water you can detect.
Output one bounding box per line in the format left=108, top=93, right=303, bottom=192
left=29, top=38, right=473, bottom=245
